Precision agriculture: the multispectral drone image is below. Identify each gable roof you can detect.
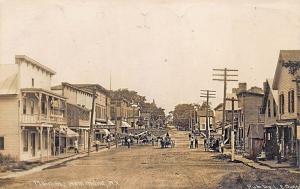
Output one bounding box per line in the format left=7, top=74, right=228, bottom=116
left=273, top=50, right=300, bottom=90
left=0, top=64, right=19, bottom=95
left=261, top=79, right=278, bottom=113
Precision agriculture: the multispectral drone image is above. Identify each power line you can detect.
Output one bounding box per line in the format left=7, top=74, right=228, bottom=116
left=212, top=68, right=238, bottom=147
left=200, top=90, right=216, bottom=144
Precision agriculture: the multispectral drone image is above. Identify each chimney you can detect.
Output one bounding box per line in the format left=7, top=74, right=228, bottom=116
left=238, top=83, right=247, bottom=92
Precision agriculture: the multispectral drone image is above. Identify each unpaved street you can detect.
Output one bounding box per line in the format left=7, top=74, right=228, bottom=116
left=1, top=128, right=299, bottom=189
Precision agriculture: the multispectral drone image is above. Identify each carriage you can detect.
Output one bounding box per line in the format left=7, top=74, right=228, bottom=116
left=160, top=136, right=175, bottom=148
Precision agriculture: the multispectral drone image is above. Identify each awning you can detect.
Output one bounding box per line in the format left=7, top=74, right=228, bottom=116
left=65, top=128, right=79, bottom=137
left=275, top=122, right=294, bottom=127
left=99, top=129, right=110, bottom=136
left=121, top=121, right=131, bottom=128
left=58, top=126, right=79, bottom=137
left=107, top=120, right=115, bottom=126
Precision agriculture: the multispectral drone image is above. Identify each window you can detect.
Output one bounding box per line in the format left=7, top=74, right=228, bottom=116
left=288, top=90, right=295, bottom=113
left=23, top=99, right=27, bottom=114
left=0, top=137, right=4, bottom=150
left=279, top=94, right=285, bottom=114
left=273, top=99, right=277, bottom=117
left=23, top=130, right=28, bottom=152
left=41, top=101, right=46, bottom=114
left=30, top=100, right=34, bottom=114
left=31, top=78, right=35, bottom=87
left=267, top=100, right=271, bottom=117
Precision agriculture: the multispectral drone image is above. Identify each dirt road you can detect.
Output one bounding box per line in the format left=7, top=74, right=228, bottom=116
left=1, top=128, right=299, bottom=189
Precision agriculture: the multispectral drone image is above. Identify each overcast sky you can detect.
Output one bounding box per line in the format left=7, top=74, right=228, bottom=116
left=1, top=0, right=300, bottom=112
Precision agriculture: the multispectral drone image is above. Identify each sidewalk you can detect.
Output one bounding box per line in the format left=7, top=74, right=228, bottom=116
left=222, top=149, right=300, bottom=174
left=0, top=145, right=117, bottom=179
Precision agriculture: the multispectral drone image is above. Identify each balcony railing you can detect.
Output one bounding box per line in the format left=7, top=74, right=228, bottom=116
left=20, top=114, right=66, bottom=124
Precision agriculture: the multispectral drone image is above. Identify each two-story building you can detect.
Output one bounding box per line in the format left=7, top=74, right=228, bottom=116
left=261, top=79, right=279, bottom=159
left=237, top=84, right=264, bottom=158
left=51, top=82, right=93, bottom=150
left=272, top=50, right=300, bottom=165
left=0, top=55, right=68, bottom=161
left=73, top=84, right=114, bottom=141
left=110, top=98, right=131, bottom=134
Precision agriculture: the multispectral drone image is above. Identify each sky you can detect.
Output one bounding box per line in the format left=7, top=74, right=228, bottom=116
left=1, top=0, right=300, bottom=113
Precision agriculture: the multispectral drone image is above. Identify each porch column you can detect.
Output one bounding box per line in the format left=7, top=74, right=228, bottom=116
left=47, top=127, right=50, bottom=160
left=46, top=95, right=49, bottom=121
left=35, top=93, right=42, bottom=121
left=53, top=129, right=56, bottom=156
left=58, top=128, right=61, bottom=156
left=39, top=126, right=43, bottom=162
left=83, top=129, right=86, bottom=150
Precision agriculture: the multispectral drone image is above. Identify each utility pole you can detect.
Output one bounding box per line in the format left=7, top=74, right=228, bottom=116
left=88, top=87, right=96, bottom=156
left=212, top=68, right=238, bottom=145
left=226, top=97, right=239, bottom=161
left=200, top=90, right=216, bottom=142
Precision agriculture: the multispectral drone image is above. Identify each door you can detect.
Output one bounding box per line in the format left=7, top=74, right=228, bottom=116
left=31, top=133, right=36, bottom=157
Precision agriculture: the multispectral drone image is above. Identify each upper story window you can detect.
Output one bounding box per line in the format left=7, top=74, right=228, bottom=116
left=273, top=99, right=277, bottom=117
left=30, top=99, right=34, bottom=115
left=23, top=99, right=27, bottom=114
left=267, top=100, right=271, bottom=117
left=279, top=94, right=285, bottom=114
left=31, top=78, right=35, bottom=88
left=288, top=90, right=295, bottom=113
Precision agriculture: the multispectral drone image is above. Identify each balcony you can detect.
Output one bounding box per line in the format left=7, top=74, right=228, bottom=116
left=20, top=113, right=66, bottom=125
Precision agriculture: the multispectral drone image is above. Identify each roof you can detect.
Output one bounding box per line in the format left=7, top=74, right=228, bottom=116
left=273, top=50, right=300, bottom=90
left=15, top=55, right=56, bottom=75
left=51, top=82, right=93, bottom=96
left=0, top=64, right=19, bottom=95
left=261, top=79, right=278, bottom=114
left=72, top=84, right=109, bottom=96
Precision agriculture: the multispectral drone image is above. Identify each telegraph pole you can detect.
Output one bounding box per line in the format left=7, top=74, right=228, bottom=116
left=88, top=87, right=96, bottom=156
left=212, top=68, right=238, bottom=145
left=226, top=97, right=239, bottom=161
left=200, top=90, right=216, bottom=142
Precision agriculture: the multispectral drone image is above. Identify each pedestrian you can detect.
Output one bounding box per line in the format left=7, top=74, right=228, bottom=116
left=95, top=139, right=100, bottom=152
left=74, top=139, right=79, bottom=154
left=127, top=137, right=131, bottom=148
left=190, top=136, right=194, bottom=149
left=195, top=136, right=198, bottom=148
left=204, top=138, right=207, bottom=151
left=220, top=141, right=224, bottom=153
left=107, top=137, right=111, bottom=149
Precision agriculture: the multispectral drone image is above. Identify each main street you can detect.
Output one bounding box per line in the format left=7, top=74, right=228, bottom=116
left=1, top=127, right=299, bottom=189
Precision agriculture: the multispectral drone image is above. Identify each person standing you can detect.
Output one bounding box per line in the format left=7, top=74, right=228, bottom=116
left=190, top=136, right=194, bottom=149
left=195, top=136, right=199, bottom=148
left=107, top=137, right=111, bottom=149
left=127, top=137, right=131, bottom=148
left=95, top=139, right=100, bottom=152
left=204, top=138, right=207, bottom=151
left=74, top=139, right=79, bottom=154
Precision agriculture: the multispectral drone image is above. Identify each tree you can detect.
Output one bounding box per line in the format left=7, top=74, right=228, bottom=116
left=173, top=104, right=194, bottom=130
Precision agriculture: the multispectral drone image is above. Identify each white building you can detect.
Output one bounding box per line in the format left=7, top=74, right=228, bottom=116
left=0, top=55, right=68, bottom=161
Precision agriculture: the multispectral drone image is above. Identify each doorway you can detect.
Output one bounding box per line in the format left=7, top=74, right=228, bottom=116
left=31, top=133, right=36, bottom=157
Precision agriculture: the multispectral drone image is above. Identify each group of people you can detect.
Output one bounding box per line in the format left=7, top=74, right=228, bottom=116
left=188, top=133, right=199, bottom=149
